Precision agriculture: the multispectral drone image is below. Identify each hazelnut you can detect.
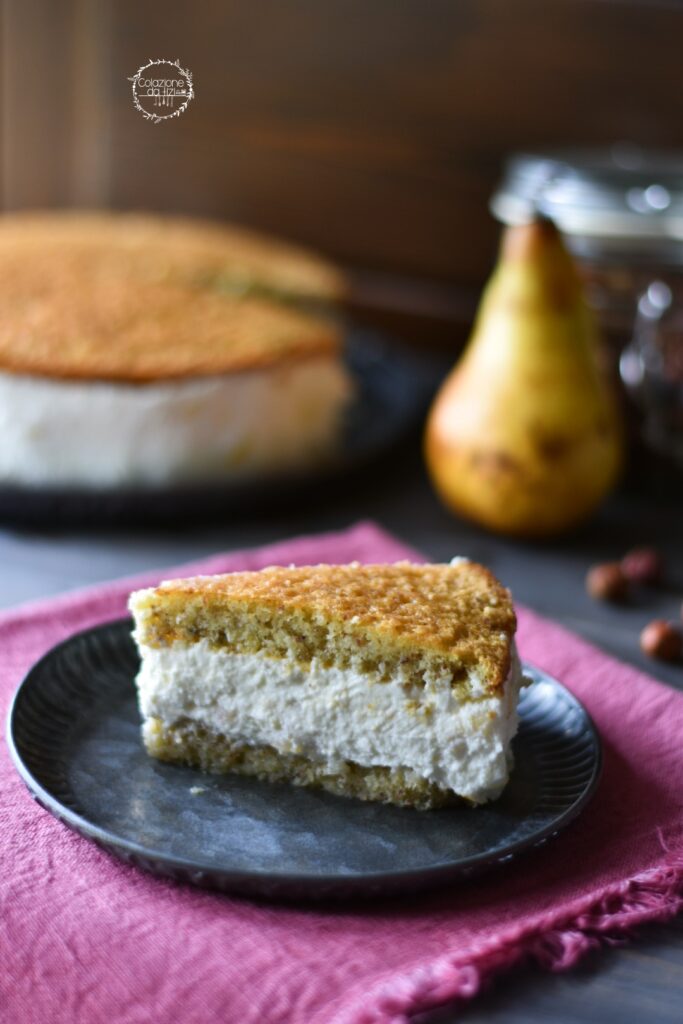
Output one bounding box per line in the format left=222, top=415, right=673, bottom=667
left=586, top=562, right=629, bottom=602
left=640, top=620, right=682, bottom=662
left=621, top=547, right=663, bottom=585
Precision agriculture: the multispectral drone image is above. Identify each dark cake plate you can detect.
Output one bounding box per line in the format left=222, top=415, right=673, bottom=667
left=8, top=619, right=602, bottom=902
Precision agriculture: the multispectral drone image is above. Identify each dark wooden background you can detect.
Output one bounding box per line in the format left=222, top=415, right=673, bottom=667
left=1, top=5, right=683, bottom=1020
left=2, top=0, right=683, bottom=324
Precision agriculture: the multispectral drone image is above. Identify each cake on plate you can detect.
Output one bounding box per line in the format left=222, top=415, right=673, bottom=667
left=129, top=559, right=523, bottom=808
left=0, top=211, right=352, bottom=488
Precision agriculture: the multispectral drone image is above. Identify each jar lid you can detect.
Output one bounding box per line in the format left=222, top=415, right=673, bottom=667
left=491, top=147, right=683, bottom=263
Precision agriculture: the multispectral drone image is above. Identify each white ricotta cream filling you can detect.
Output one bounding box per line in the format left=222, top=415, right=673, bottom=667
left=135, top=639, right=523, bottom=804
left=0, top=355, right=352, bottom=487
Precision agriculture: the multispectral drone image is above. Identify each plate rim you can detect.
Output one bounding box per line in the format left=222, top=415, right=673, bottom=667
left=7, top=618, right=603, bottom=891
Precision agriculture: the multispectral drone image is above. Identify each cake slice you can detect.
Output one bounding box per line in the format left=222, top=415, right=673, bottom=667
left=129, top=560, right=523, bottom=808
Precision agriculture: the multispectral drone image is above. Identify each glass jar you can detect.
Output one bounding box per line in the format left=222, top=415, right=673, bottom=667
left=490, top=146, right=683, bottom=350
left=491, top=147, right=683, bottom=467
left=620, top=282, right=683, bottom=467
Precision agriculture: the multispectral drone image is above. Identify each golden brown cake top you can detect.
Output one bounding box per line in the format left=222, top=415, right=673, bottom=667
left=0, top=211, right=343, bottom=382
left=0, top=211, right=345, bottom=302
left=131, top=561, right=517, bottom=694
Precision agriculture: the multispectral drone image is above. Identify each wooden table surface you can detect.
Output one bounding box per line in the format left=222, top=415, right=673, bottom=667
left=2, top=434, right=682, bottom=1023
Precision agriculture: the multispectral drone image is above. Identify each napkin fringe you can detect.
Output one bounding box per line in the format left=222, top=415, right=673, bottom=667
left=357, top=848, right=683, bottom=1023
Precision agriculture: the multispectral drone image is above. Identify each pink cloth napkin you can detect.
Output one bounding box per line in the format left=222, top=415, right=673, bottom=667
left=1, top=521, right=682, bottom=1024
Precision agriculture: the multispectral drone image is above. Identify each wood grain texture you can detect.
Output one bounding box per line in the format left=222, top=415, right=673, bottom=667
left=3, top=0, right=683, bottom=293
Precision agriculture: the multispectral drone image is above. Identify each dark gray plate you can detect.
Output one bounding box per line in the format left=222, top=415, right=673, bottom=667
left=8, top=619, right=602, bottom=902
left=0, top=329, right=441, bottom=528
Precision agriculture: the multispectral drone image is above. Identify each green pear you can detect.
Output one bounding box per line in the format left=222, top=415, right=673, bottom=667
left=425, top=218, right=622, bottom=537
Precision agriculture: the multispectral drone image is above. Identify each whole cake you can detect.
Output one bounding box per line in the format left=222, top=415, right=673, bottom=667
left=0, top=211, right=352, bottom=487
left=129, top=559, right=523, bottom=808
